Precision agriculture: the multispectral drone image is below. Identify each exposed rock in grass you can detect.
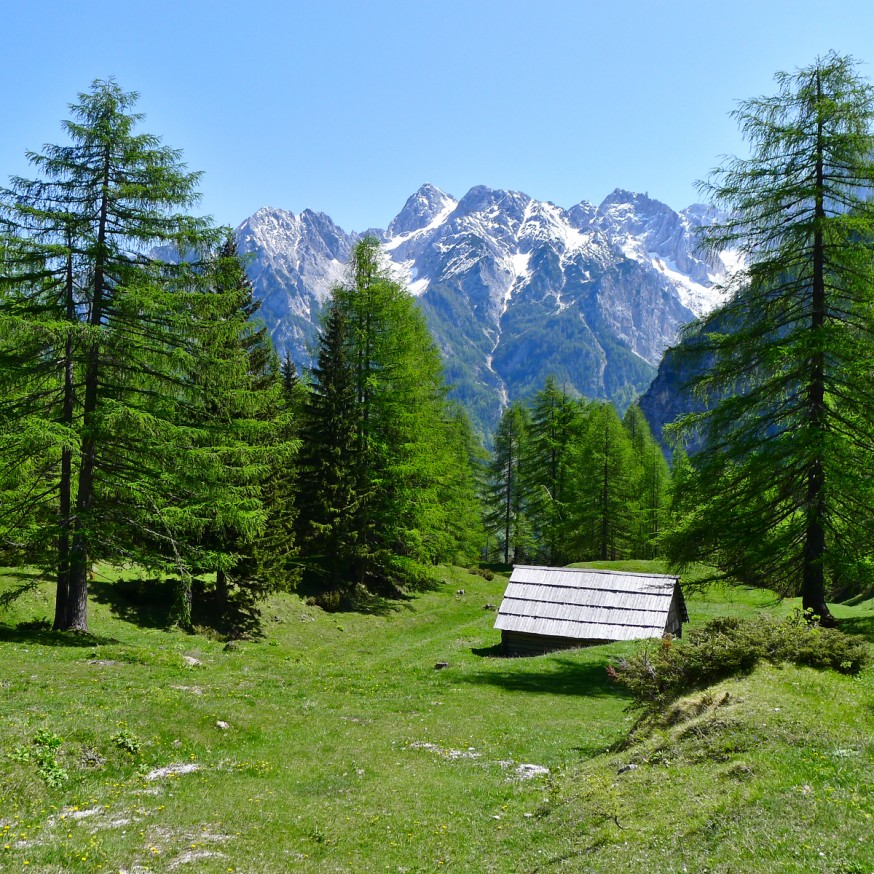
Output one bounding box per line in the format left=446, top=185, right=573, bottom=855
left=79, top=747, right=106, bottom=768
left=408, top=741, right=481, bottom=759
left=144, top=763, right=200, bottom=781
left=168, top=849, right=227, bottom=868
left=170, top=685, right=203, bottom=696
left=515, top=763, right=550, bottom=779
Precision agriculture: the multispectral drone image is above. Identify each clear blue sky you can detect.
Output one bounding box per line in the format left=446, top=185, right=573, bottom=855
left=3, top=0, right=874, bottom=232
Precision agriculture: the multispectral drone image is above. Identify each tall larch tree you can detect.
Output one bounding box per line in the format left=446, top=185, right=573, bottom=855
left=524, top=376, right=581, bottom=565
left=664, top=53, right=874, bottom=621
left=623, top=404, right=670, bottom=558
left=564, top=402, right=638, bottom=561
left=0, top=80, right=257, bottom=631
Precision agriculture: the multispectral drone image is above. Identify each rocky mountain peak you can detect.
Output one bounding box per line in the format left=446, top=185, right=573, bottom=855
left=567, top=200, right=597, bottom=229
left=453, top=185, right=531, bottom=222
left=386, top=183, right=456, bottom=238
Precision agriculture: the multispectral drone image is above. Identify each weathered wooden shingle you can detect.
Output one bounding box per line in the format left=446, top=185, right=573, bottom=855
left=495, top=565, right=687, bottom=652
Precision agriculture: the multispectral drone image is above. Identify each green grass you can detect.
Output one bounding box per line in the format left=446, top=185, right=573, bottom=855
left=533, top=663, right=874, bottom=873
left=0, top=562, right=872, bottom=872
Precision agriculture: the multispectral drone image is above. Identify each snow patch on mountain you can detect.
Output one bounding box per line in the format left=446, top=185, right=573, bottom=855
left=384, top=198, right=458, bottom=252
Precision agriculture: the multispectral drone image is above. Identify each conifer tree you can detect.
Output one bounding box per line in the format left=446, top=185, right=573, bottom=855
left=623, top=404, right=670, bottom=558
left=564, top=403, right=638, bottom=561
left=665, top=53, right=874, bottom=620
left=487, top=402, right=532, bottom=564
left=181, top=236, right=296, bottom=628
left=0, top=80, right=257, bottom=631
left=296, top=303, right=359, bottom=592
left=524, top=376, right=581, bottom=565
left=251, top=349, right=307, bottom=606
left=432, top=403, right=487, bottom=565
left=296, top=238, right=481, bottom=595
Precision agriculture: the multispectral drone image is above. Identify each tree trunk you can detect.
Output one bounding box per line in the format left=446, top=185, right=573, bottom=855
left=216, top=568, right=228, bottom=617
left=802, top=76, right=834, bottom=627
left=53, top=241, right=76, bottom=631
left=61, top=153, right=111, bottom=632
left=173, top=574, right=193, bottom=629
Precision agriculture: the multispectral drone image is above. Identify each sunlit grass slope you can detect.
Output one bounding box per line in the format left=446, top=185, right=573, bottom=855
left=0, top=562, right=871, bottom=872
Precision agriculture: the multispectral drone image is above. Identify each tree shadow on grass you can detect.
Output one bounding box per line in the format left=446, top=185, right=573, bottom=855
left=0, top=622, right=118, bottom=647
left=460, top=656, right=629, bottom=699
left=89, top=577, right=176, bottom=630
left=837, top=614, right=874, bottom=644
left=89, top=577, right=265, bottom=638
left=295, top=575, right=415, bottom=617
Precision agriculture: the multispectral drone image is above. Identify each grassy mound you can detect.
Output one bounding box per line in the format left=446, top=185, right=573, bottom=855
left=534, top=663, right=874, bottom=873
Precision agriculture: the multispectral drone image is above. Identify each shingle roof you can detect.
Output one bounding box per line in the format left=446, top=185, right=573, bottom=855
left=494, top=565, right=687, bottom=642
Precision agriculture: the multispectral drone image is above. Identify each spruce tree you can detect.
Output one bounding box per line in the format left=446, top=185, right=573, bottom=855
left=296, top=238, right=481, bottom=595
left=252, top=349, right=306, bottom=608
left=486, top=402, right=532, bottom=565
left=296, top=302, right=359, bottom=593
left=564, top=403, right=638, bottom=562
left=524, top=376, right=581, bottom=565
left=665, top=53, right=874, bottom=620
left=181, top=236, right=295, bottom=629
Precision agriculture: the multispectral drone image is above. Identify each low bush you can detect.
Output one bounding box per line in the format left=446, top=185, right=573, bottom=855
left=306, top=590, right=343, bottom=613
left=467, top=566, right=495, bottom=581
left=608, top=610, right=869, bottom=710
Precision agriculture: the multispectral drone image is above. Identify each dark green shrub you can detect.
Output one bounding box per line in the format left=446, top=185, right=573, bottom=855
left=608, top=610, right=869, bottom=710
left=306, top=591, right=343, bottom=613
left=467, top=566, right=495, bottom=581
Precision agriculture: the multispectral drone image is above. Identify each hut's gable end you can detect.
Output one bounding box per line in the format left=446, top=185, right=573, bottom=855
left=495, top=566, right=686, bottom=654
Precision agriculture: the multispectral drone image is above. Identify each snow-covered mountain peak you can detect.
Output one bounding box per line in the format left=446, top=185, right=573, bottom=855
left=681, top=202, right=720, bottom=225
left=515, top=199, right=593, bottom=254
left=567, top=200, right=597, bottom=229
left=386, top=183, right=457, bottom=239
left=453, top=185, right=531, bottom=222
left=595, top=188, right=676, bottom=234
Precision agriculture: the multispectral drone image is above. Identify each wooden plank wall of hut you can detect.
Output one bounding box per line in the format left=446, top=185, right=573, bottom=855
left=501, top=630, right=609, bottom=656
left=666, top=597, right=684, bottom=637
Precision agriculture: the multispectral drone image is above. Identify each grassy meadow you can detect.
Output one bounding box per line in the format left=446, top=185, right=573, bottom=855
left=1, top=562, right=873, bottom=872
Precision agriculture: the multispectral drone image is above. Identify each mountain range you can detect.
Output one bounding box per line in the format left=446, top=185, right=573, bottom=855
left=235, top=183, right=736, bottom=437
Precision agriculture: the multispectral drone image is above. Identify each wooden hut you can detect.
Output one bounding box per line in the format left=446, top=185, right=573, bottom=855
left=495, top=565, right=688, bottom=655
